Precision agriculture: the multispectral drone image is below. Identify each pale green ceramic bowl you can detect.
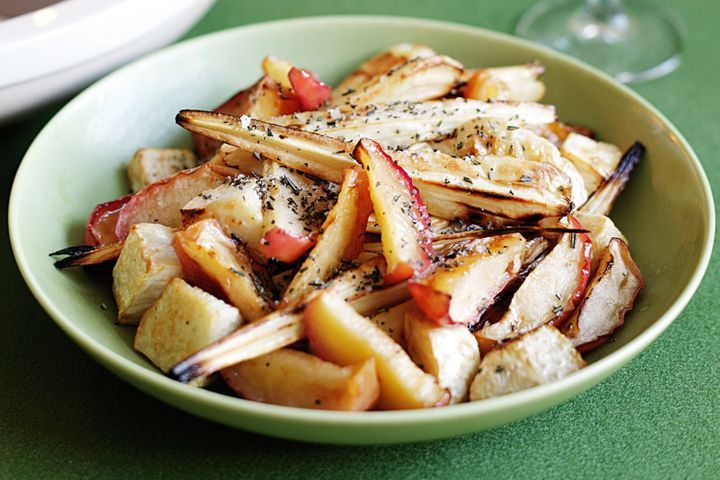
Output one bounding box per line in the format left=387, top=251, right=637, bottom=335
left=9, top=16, right=714, bottom=444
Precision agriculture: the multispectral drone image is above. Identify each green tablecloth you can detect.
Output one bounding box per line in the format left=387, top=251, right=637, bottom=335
left=2, top=1, right=718, bottom=478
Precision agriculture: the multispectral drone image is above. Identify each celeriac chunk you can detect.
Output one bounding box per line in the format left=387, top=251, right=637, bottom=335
left=561, top=132, right=622, bottom=194
left=469, top=325, right=585, bottom=400
left=112, top=223, right=183, bottom=325
left=127, top=148, right=198, bottom=193
left=135, top=278, right=242, bottom=382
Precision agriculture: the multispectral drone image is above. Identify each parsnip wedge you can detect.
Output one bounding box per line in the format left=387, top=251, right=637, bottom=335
left=408, top=234, right=525, bottom=326
left=176, top=111, right=571, bottom=220
left=332, top=55, right=463, bottom=106
left=271, top=98, right=556, bottom=148
left=333, top=43, right=437, bottom=98
left=222, top=349, right=379, bottom=411
left=475, top=216, right=592, bottom=348
left=431, top=118, right=587, bottom=208
left=305, top=292, right=449, bottom=409
left=580, top=142, right=644, bottom=216
left=283, top=167, right=372, bottom=304
left=405, top=307, right=481, bottom=404
left=469, top=325, right=585, bottom=400
left=176, top=110, right=354, bottom=184
left=173, top=219, right=274, bottom=321
left=562, top=238, right=644, bottom=351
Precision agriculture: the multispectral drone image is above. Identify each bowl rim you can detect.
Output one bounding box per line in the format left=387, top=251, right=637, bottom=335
left=8, top=14, right=715, bottom=429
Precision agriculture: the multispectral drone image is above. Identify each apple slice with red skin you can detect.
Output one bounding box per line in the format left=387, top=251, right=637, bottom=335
left=221, top=348, right=379, bottom=411
left=84, top=194, right=132, bottom=246
left=304, top=291, right=449, bottom=410
left=114, top=163, right=236, bottom=243
left=475, top=215, right=592, bottom=351
left=172, top=219, right=274, bottom=322
left=352, top=138, right=433, bottom=284
left=562, top=237, right=644, bottom=352
left=258, top=162, right=338, bottom=263
left=408, top=233, right=526, bottom=326
left=288, top=67, right=332, bottom=111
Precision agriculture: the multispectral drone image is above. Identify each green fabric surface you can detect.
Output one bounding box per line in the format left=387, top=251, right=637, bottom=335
left=2, top=0, right=718, bottom=478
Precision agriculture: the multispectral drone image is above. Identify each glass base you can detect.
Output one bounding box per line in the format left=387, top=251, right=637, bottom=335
left=516, top=0, right=683, bottom=83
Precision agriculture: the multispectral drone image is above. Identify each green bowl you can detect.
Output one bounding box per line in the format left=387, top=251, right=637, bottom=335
left=9, top=16, right=714, bottom=444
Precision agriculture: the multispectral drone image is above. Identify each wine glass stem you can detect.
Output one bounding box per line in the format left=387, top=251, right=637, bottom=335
left=585, top=0, right=624, bottom=20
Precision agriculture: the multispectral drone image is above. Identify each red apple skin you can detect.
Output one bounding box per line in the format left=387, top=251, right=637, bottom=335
left=84, top=194, right=133, bottom=246
left=550, top=215, right=592, bottom=330
left=353, top=138, right=434, bottom=284
left=257, top=227, right=315, bottom=263
left=288, top=67, right=332, bottom=111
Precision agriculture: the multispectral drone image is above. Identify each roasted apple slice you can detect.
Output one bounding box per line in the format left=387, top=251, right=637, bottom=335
left=574, top=212, right=626, bottom=271
left=84, top=194, right=132, bottom=246
left=114, top=163, right=237, bottom=242
left=475, top=216, right=592, bottom=348
left=135, top=278, right=242, bottom=386
left=405, top=306, right=481, bottom=404
left=332, top=43, right=437, bottom=97
left=282, top=167, right=372, bottom=305
left=259, top=162, right=338, bottom=263
left=352, top=138, right=433, bottom=283
left=173, top=219, right=274, bottom=321
left=112, top=223, right=183, bottom=325
left=127, top=148, right=198, bottom=193
left=332, top=55, right=463, bottom=106
left=469, top=325, right=585, bottom=400
left=305, top=292, right=449, bottom=409
left=221, top=349, right=379, bottom=411
left=408, top=234, right=525, bottom=326
left=180, top=176, right=265, bottom=261
left=262, top=56, right=332, bottom=110
left=562, top=238, right=644, bottom=351
left=462, top=62, right=545, bottom=102
left=193, top=75, right=299, bottom=158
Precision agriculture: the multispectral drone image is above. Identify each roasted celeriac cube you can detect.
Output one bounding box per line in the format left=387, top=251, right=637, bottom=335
left=405, top=307, right=480, bottom=404
left=112, top=223, right=183, bottom=325
left=127, top=148, right=198, bottom=193
left=469, top=325, right=585, bottom=400
left=221, top=348, right=380, bottom=411
left=135, top=278, right=242, bottom=382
